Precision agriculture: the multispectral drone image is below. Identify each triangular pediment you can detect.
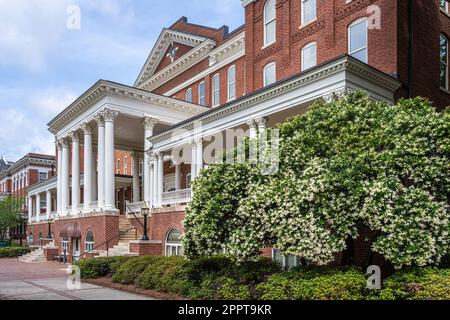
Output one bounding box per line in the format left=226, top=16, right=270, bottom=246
left=134, top=29, right=208, bottom=87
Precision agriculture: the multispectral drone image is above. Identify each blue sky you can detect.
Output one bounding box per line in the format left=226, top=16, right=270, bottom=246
left=0, top=0, right=243, bottom=162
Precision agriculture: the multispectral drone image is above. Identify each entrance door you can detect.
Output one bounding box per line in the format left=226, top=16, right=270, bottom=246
left=72, top=238, right=81, bottom=261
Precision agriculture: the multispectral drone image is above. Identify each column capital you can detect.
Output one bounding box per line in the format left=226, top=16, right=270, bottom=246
left=195, top=138, right=203, bottom=146
left=69, top=131, right=80, bottom=143
left=102, top=108, right=119, bottom=122
left=58, top=137, right=69, bottom=148
left=80, top=123, right=92, bottom=135
left=93, top=113, right=104, bottom=126
left=256, top=117, right=268, bottom=127
left=142, top=117, right=158, bottom=130
left=246, top=119, right=257, bottom=128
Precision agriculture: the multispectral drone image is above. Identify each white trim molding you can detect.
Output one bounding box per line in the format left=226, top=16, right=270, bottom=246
left=134, top=28, right=208, bottom=87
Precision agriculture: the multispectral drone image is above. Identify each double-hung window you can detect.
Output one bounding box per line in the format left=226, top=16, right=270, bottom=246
left=198, top=81, right=206, bottom=106
left=186, top=88, right=193, bottom=103
left=227, top=65, right=236, bottom=101
left=348, top=18, right=368, bottom=63
left=301, top=0, right=317, bottom=26
left=212, top=74, right=220, bottom=107
left=264, top=0, right=276, bottom=46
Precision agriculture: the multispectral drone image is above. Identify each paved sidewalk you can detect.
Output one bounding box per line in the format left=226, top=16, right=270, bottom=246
left=0, top=259, right=153, bottom=300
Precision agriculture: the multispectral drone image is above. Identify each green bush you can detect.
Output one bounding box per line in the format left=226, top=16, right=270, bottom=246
left=135, top=256, right=190, bottom=294
left=112, top=256, right=164, bottom=285
left=190, top=275, right=251, bottom=300
left=379, top=268, right=450, bottom=300
left=74, top=256, right=131, bottom=279
left=256, top=267, right=369, bottom=300
left=0, top=247, right=30, bottom=258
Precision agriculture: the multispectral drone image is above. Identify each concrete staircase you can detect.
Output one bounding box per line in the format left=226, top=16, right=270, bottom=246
left=98, top=217, right=139, bottom=257
left=19, top=242, right=54, bottom=263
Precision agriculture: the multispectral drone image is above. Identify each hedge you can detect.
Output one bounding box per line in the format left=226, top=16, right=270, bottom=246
left=378, top=268, right=450, bottom=300
left=74, top=256, right=450, bottom=300
left=0, top=247, right=30, bottom=258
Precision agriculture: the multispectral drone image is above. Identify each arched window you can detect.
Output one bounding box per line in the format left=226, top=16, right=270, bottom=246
left=186, top=88, right=193, bottom=103
left=301, top=42, right=317, bottom=71
left=85, top=231, right=94, bottom=252
left=198, top=81, right=206, bottom=106
left=440, top=33, right=449, bottom=89
left=165, top=229, right=182, bottom=256
left=263, top=62, right=277, bottom=87
left=212, top=73, right=220, bottom=107
left=348, top=18, right=368, bottom=63
left=441, top=0, right=449, bottom=13
left=264, top=0, right=276, bottom=46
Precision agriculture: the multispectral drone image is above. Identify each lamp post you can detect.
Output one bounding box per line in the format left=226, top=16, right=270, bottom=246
left=141, top=207, right=150, bottom=241
left=47, top=220, right=52, bottom=239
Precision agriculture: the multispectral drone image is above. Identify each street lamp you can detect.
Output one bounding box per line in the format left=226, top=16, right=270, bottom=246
left=47, top=220, right=52, bottom=239
left=141, top=207, right=150, bottom=241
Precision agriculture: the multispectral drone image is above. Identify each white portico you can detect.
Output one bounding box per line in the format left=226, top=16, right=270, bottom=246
left=46, top=80, right=207, bottom=219
left=148, top=55, right=402, bottom=207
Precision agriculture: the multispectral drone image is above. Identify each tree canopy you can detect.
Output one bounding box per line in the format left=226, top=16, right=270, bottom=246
left=0, top=196, right=23, bottom=240
left=182, top=92, right=450, bottom=269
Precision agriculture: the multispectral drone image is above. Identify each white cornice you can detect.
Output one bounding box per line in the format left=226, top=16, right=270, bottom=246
left=150, top=55, right=402, bottom=145
left=241, top=0, right=256, bottom=7
left=138, top=39, right=217, bottom=92
left=209, top=32, right=245, bottom=66
left=134, top=29, right=208, bottom=87
left=47, top=80, right=208, bottom=135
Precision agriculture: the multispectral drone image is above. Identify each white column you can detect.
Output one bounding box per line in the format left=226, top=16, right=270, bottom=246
left=256, top=117, right=267, bottom=136
left=70, top=131, right=80, bottom=213
left=28, top=196, right=33, bottom=223
left=196, top=138, right=203, bottom=177
left=151, top=154, right=158, bottom=207
left=131, top=152, right=140, bottom=203
left=94, top=114, right=105, bottom=210
left=60, top=138, right=70, bottom=215
left=36, top=193, right=41, bottom=222
left=149, top=159, right=154, bottom=207
left=190, top=140, right=197, bottom=181
left=175, top=162, right=181, bottom=191
left=56, top=141, right=62, bottom=213
left=247, top=120, right=257, bottom=139
left=157, top=152, right=164, bottom=207
left=142, top=117, right=158, bottom=203
left=81, top=123, right=92, bottom=211
left=46, top=190, right=52, bottom=220
left=92, top=147, right=97, bottom=201
left=103, top=109, right=119, bottom=211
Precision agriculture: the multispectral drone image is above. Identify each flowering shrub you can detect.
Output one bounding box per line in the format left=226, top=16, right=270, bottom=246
left=183, top=92, right=450, bottom=269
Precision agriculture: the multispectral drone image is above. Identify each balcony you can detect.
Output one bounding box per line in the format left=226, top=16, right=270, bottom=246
left=161, top=188, right=192, bottom=206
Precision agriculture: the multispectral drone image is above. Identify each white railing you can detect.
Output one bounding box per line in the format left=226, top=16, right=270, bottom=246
left=161, top=188, right=192, bottom=206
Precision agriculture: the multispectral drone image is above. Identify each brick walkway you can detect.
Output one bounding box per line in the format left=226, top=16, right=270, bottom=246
left=0, top=259, right=153, bottom=300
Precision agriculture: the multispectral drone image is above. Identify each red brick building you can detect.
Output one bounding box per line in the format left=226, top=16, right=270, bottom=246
left=26, top=0, right=450, bottom=265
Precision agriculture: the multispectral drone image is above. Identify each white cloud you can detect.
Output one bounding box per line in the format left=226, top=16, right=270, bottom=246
left=29, top=88, right=77, bottom=115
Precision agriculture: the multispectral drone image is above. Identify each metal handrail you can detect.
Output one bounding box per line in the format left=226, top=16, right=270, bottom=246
left=73, top=226, right=138, bottom=260
left=125, top=204, right=146, bottom=230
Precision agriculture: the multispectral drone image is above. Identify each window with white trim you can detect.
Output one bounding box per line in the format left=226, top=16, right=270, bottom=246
left=264, top=0, right=276, bottom=46
left=165, top=229, right=183, bottom=256
left=198, top=81, right=206, bottom=106
left=186, top=88, right=193, bottom=103
left=85, top=231, right=94, bottom=252
left=263, top=62, right=277, bottom=87
left=348, top=18, right=368, bottom=63
left=186, top=173, right=192, bottom=188
left=124, top=156, right=128, bottom=175
left=301, top=42, right=317, bottom=71
left=212, top=73, right=220, bottom=107
left=301, top=0, right=317, bottom=26
left=117, top=159, right=120, bottom=174
left=227, top=65, right=236, bottom=101
left=273, top=249, right=309, bottom=270
left=441, top=33, right=449, bottom=89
